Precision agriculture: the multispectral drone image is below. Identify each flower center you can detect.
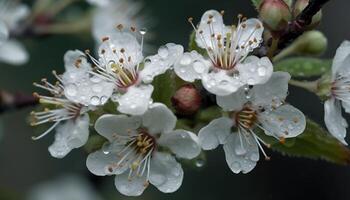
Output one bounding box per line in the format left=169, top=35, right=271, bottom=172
left=235, top=106, right=257, bottom=129
left=110, top=63, right=139, bottom=88
left=131, top=130, right=156, bottom=156
left=331, top=75, right=350, bottom=101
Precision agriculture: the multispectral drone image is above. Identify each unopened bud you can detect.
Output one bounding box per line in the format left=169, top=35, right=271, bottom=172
left=171, top=84, right=201, bottom=115
left=259, top=0, right=292, bottom=31
left=294, top=0, right=322, bottom=29
left=294, top=31, right=327, bottom=55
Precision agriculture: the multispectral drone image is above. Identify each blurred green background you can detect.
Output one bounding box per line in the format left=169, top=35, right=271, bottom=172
left=1, top=0, right=350, bottom=199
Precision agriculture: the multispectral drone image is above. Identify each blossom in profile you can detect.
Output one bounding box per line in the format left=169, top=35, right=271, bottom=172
left=174, top=10, right=273, bottom=96
left=198, top=72, right=306, bottom=173
left=324, top=40, right=350, bottom=145
left=86, top=103, right=201, bottom=196
left=86, top=30, right=183, bottom=115
left=0, top=0, right=29, bottom=65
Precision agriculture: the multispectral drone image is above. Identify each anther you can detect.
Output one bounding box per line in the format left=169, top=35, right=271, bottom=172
left=220, top=10, right=225, bottom=15
left=120, top=48, right=125, bottom=53
left=130, top=27, right=136, bottom=32
left=101, top=36, right=109, bottom=42
left=188, top=17, right=193, bottom=23
left=116, top=24, right=124, bottom=30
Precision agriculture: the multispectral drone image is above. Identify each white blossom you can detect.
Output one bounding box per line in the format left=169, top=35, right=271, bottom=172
left=86, top=103, right=201, bottom=196
left=27, top=175, right=103, bottom=200
left=198, top=72, right=306, bottom=173
left=0, top=0, right=29, bottom=65
left=31, top=71, right=91, bottom=158
left=174, top=10, right=273, bottom=96
left=87, top=31, right=183, bottom=115
left=324, top=40, right=350, bottom=145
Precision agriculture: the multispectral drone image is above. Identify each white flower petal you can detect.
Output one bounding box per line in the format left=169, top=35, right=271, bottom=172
left=63, top=50, right=91, bottom=72
left=140, top=43, right=184, bottom=83
left=48, top=115, right=90, bottom=158
left=86, top=142, right=131, bottom=176
left=117, top=85, right=154, bottom=115
left=237, top=56, right=273, bottom=86
left=259, top=104, right=306, bottom=139
left=251, top=71, right=291, bottom=107
left=114, top=170, right=148, bottom=196
left=216, top=88, right=246, bottom=111
left=198, top=117, right=233, bottom=150
left=223, top=133, right=259, bottom=174
left=2, top=3, right=29, bottom=30
left=174, top=51, right=210, bottom=82
left=98, top=32, right=143, bottom=67
left=332, top=40, right=350, bottom=77
left=236, top=18, right=263, bottom=56
left=0, top=20, right=9, bottom=45
left=202, top=70, right=243, bottom=96
left=158, top=130, right=201, bottom=159
left=324, top=98, right=348, bottom=145
left=0, top=39, right=28, bottom=65
left=195, top=10, right=225, bottom=49
left=342, top=101, right=350, bottom=113
left=87, top=0, right=111, bottom=7
left=142, top=103, right=177, bottom=134
left=95, top=114, right=142, bottom=141
left=149, top=152, right=183, bottom=193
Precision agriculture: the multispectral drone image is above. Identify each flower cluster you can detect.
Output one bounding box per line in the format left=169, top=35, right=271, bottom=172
left=35, top=7, right=350, bottom=197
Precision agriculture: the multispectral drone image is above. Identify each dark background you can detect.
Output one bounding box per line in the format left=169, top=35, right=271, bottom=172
left=0, top=0, right=350, bottom=199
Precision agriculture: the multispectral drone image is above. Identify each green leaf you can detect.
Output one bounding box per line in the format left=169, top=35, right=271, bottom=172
left=152, top=71, right=176, bottom=108
left=257, top=118, right=350, bottom=165
left=188, top=31, right=207, bottom=56
left=274, top=57, right=332, bottom=78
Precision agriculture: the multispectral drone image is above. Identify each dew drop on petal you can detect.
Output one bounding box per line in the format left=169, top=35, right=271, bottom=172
left=100, top=96, right=108, bottom=104
left=195, top=158, right=205, bottom=168
left=247, top=78, right=255, bottom=85
left=92, top=84, right=103, bottom=93
left=193, top=61, right=205, bottom=73
left=90, top=76, right=101, bottom=83
left=257, top=67, right=267, bottom=76
left=102, top=142, right=111, bottom=154
left=90, top=96, right=100, bottom=105
left=139, top=28, right=147, bottom=35
left=158, top=46, right=169, bottom=58
left=250, top=152, right=259, bottom=161
left=180, top=54, right=192, bottom=65
left=66, top=84, right=78, bottom=96
left=219, top=80, right=229, bottom=86
left=235, top=145, right=247, bottom=155
left=232, top=161, right=241, bottom=170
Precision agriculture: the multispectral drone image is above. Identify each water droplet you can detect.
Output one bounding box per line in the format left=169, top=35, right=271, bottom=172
left=245, top=94, right=251, bottom=100
left=90, top=96, right=100, bottom=105
left=90, top=76, right=101, bottom=83
left=232, top=161, right=241, bottom=170
left=257, top=67, right=266, bottom=76
left=247, top=78, right=255, bottom=85
left=208, top=78, right=216, bottom=86
left=102, top=142, right=111, bottom=154
left=100, top=96, right=108, bottom=104
left=219, top=80, right=229, bottom=86
left=158, top=46, right=169, bottom=58
left=250, top=153, right=259, bottom=161
left=235, top=145, right=247, bottom=155
left=111, top=93, right=120, bottom=102
left=66, top=84, right=78, bottom=96
left=139, top=28, right=147, bottom=35
left=195, top=159, right=205, bottom=167
left=193, top=61, right=206, bottom=73
left=180, top=67, right=186, bottom=73
left=180, top=54, right=192, bottom=65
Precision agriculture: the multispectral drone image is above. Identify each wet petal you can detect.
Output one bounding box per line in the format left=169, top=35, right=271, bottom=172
left=95, top=114, right=142, bottom=141
left=195, top=10, right=225, bottom=49
left=237, top=56, right=273, bottom=86
left=117, top=85, right=153, bottom=115
left=324, top=98, right=348, bottom=145
left=140, top=43, right=184, bottom=83
left=0, top=39, right=28, bottom=65
left=259, top=104, right=306, bottom=139
left=235, top=18, right=263, bottom=57
left=174, top=51, right=210, bottom=82
left=198, top=117, right=233, bottom=150
left=150, top=152, right=184, bottom=193
left=63, top=50, right=91, bottom=72
left=48, top=115, right=90, bottom=158
left=342, top=101, right=350, bottom=113
left=202, top=70, right=243, bottom=96
left=216, top=88, right=246, bottom=111
left=158, top=130, right=201, bottom=159
left=332, top=40, right=350, bottom=77
left=114, top=170, right=148, bottom=196
left=223, top=133, right=259, bottom=174
left=251, top=71, right=291, bottom=107
left=98, top=32, right=143, bottom=67
left=142, top=103, right=177, bottom=134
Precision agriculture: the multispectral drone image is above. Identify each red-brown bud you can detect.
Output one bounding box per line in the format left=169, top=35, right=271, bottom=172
left=171, top=84, right=201, bottom=115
